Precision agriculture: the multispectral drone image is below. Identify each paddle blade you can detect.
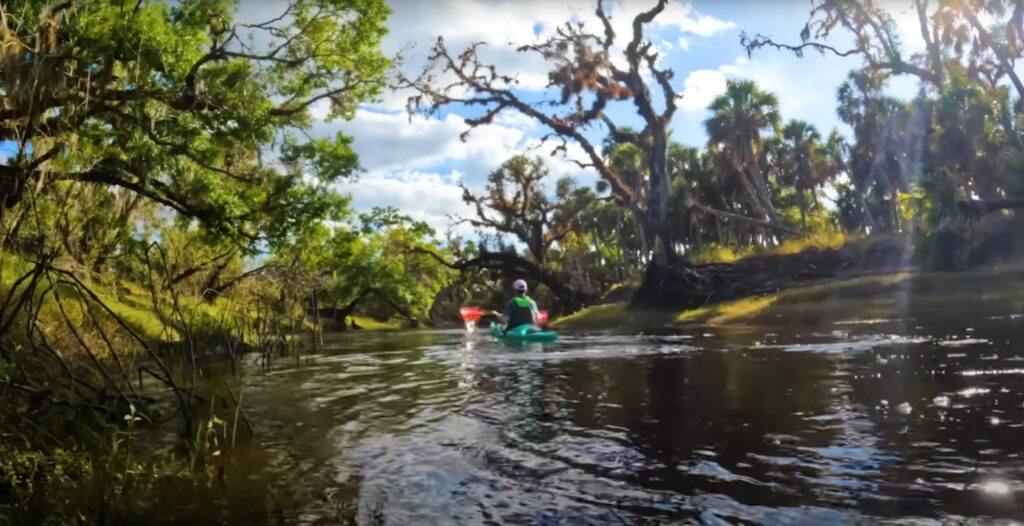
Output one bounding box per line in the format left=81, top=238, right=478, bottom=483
left=460, top=307, right=482, bottom=322
left=537, top=309, right=548, bottom=325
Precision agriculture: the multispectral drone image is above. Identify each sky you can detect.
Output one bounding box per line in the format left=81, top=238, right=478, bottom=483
left=317, top=0, right=926, bottom=235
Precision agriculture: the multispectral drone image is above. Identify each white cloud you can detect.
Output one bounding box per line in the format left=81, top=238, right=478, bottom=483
left=677, top=56, right=749, bottom=112
left=385, top=0, right=732, bottom=55
left=336, top=170, right=475, bottom=235
left=376, top=0, right=734, bottom=103
left=324, top=110, right=526, bottom=180
left=679, top=68, right=727, bottom=112
left=322, top=107, right=600, bottom=232
left=658, top=2, right=736, bottom=37
left=332, top=114, right=606, bottom=236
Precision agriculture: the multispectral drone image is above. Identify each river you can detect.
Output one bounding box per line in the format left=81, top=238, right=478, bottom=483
left=138, top=315, right=1024, bottom=524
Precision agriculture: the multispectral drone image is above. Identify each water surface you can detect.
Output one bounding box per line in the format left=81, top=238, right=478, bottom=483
left=145, top=317, right=1024, bottom=524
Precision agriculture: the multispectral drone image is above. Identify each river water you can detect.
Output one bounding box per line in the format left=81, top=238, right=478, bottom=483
left=147, top=316, right=1024, bottom=524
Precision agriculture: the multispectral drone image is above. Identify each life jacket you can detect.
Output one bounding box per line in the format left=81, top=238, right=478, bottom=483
left=506, top=296, right=535, bottom=329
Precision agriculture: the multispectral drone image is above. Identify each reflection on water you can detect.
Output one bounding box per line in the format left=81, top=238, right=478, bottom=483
left=136, top=319, right=1024, bottom=524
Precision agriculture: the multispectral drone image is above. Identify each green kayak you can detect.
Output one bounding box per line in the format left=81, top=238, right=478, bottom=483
left=490, top=322, right=558, bottom=342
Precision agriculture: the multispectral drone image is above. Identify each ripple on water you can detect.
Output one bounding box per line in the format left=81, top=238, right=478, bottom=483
left=938, top=338, right=991, bottom=347
left=755, top=334, right=930, bottom=353
left=678, top=460, right=768, bottom=487
left=182, top=327, right=1024, bottom=524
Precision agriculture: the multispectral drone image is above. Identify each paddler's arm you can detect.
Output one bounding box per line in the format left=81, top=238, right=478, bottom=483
left=501, top=301, right=513, bottom=329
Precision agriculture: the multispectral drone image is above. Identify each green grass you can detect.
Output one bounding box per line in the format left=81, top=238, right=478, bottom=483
left=551, top=302, right=676, bottom=331
left=675, top=295, right=779, bottom=325
left=671, top=273, right=913, bottom=326
left=100, top=291, right=177, bottom=341
left=553, top=265, right=1024, bottom=331
left=0, top=250, right=257, bottom=351
left=766, top=231, right=851, bottom=256
left=688, top=244, right=742, bottom=265
left=600, top=278, right=641, bottom=302
left=687, top=231, right=852, bottom=265
left=350, top=315, right=402, bottom=331
left=674, top=268, right=1024, bottom=327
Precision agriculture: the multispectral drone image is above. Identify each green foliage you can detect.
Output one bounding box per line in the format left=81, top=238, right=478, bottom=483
left=706, top=79, right=781, bottom=145
left=277, top=206, right=454, bottom=325
left=0, top=441, right=93, bottom=506
left=687, top=231, right=850, bottom=265
left=899, top=173, right=966, bottom=237
left=688, top=244, right=742, bottom=265
left=899, top=172, right=971, bottom=270
left=770, top=231, right=849, bottom=256
left=1, top=0, right=389, bottom=249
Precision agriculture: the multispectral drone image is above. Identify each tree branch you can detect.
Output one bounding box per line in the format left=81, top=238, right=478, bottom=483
left=689, top=203, right=803, bottom=237
left=741, top=31, right=862, bottom=58
left=411, top=247, right=592, bottom=310
left=205, top=263, right=285, bottom=298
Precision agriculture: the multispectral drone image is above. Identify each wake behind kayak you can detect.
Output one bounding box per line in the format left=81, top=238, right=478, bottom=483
left=490, top=322, right=558, bottom=342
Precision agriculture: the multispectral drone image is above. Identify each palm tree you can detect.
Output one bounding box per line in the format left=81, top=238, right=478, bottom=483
left=668, top=144, right=725, bottom=248
left=836, top=70, right=911, bottom=232
left=778, top=120, right=843, bottom=229
left=705, top=79, right=782, bottom=225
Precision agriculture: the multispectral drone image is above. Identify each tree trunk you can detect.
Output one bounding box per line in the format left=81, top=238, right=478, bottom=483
left=728, top=152, right=768, bottom=222
left=333, top=288, right=375, bottom=331
left=958, top=197, right=1024, bottom=215
left=200, top=256, right=235, bottom=301
left=854, top=180, right=878, bottom=233
left=647, top=129, right=676, bottom=262
left=798, top=188, right=807, bottom=230
left=311, top=290, right=323, bottom=352
left=744, top=144, right=779, bottom=223
left=627, top=202, right=652, bottom=265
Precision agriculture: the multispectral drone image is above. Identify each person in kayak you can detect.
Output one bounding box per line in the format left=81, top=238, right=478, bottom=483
left=503, top=279, right=540, bottom=332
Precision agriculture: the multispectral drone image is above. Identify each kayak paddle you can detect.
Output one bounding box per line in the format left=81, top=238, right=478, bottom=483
left=459, top=307, right=483, bottom=322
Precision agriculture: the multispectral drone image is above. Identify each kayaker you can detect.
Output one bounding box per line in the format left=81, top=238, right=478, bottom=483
left=503, top=279, right=540, bottom=331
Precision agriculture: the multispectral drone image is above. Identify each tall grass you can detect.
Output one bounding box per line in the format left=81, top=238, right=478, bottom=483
left=687, top=231, right=852, bottom=265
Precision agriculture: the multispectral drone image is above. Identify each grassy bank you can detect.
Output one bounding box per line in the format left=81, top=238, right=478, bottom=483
left=687, top=231, right=853, bottom=264
left=554, top=265, right=1024, bottom=331
left=551, top=303, right=677, bottom=331
left=349, top=315, right=403, bottom=331
left=0, top=250, right=403, bottom=362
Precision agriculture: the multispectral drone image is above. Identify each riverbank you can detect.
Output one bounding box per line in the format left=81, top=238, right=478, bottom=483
left=553, top=265, right=1024, bottom=332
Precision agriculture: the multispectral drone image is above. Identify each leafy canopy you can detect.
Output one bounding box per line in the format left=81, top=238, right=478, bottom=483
left=0, top=0, right=390, bottom=250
